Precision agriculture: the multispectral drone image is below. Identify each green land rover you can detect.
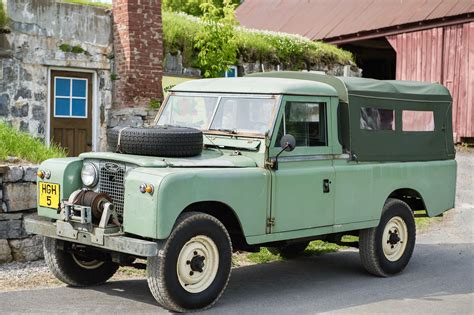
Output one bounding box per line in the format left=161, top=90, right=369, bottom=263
left=26, top=72, right=456, bottom=312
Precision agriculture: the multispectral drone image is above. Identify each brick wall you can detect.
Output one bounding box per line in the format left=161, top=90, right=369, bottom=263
left=112, top=0, right=164, bottom=108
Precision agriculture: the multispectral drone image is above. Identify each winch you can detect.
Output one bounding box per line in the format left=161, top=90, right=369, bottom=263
left=60, top=189, right=120, bottom=227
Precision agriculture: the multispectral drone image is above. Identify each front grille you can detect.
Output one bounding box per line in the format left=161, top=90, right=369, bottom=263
left=99, top=161, right=125, bottom=220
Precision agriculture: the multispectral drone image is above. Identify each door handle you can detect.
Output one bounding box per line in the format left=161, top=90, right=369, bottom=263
left=323, top=179, right=331, bottom=193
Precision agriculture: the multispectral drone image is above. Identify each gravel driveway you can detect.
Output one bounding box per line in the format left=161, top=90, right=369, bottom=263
left=0, top=150, right=472, bottom=314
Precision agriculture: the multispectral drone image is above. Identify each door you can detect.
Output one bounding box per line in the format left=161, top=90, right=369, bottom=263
left=270, top=96, right=335, bottom=233
left=50, top=70, right=93, bottom=156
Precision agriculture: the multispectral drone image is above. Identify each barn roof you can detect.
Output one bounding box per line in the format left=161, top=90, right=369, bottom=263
left=236, top=0, right=474, bottom=43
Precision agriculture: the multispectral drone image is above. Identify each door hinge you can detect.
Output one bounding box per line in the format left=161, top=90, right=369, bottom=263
left=266, top=217, right=275, bottom=227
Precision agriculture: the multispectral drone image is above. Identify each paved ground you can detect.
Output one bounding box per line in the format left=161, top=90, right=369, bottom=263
left=1, top=151, right=472, bottom=314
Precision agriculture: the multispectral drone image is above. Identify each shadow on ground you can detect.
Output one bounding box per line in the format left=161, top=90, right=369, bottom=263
left=70, top=242, right=473, bottom=314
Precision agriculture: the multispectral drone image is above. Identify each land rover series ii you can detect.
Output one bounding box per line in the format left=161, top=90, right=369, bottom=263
left=26, top=72, right=456, bottom=312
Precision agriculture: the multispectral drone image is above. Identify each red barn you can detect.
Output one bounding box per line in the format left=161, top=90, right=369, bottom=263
left=237, top=0, right=474, bottom=142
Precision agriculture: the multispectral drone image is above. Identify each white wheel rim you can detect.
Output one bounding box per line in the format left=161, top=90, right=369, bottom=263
left=177, top=235, right=219, bottom=293
left=71, top=253, right=105, bottom=270
left=382, top=216, right=408, bottom=262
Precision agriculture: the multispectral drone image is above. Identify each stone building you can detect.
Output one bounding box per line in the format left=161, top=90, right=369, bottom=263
left=0, top=0, right=164, bottom=155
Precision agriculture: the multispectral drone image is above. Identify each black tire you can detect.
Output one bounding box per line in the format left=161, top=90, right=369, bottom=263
left=108, top=126, right=203, bottom=157
left=43, top=237, right=119, bottom=286
left=268, top=241, right=310, bottom=258
left=147, top=212, right=232, bottom=312
left=359, top=198, right=416, bottom=277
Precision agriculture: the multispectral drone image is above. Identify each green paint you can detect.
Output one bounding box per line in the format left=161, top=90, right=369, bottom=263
left=37, top=158, right=83, bottom=219
left=34, top=74, right=457, bottom=251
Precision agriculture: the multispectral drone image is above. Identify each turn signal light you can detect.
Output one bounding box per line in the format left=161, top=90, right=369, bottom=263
left=37, top=170, right=51, bottom=179
left=140, top=183, right=154, bottom=195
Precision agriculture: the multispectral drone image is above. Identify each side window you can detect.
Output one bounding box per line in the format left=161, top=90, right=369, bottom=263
left=360, top=107, right=394, bottom=130
left=402, top=110, right=435, bottom=131
left=275, top=102, right=327, bottom=147
left=54, top=77, right=88, bottom=118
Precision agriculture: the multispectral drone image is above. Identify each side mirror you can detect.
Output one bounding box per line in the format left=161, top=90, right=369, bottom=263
left=271, top=134, right=296, bottom=170
left=280, top=134, right=296, bottom=152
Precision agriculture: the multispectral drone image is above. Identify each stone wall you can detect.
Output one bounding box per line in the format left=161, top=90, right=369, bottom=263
left=0, top=0, right=114, bottom=151
left=0, top=165, right=43, bottom=263
left=163, top=52, right=362, bottom=80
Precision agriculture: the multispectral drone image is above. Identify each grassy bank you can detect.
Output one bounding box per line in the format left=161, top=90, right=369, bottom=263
left=163, top=12, right=354, bottom=69
left=60, top=0, right=112, bottom=9
left=0, top=123, right=66, bottom=163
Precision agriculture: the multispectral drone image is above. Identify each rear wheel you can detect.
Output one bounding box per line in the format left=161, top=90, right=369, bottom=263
left=359, top=198, right=416, bottom=277
left=147, top=212, right=232, bottom=312
left=268, top=241, right=310, bottom=258
left=43, top=237, right=119, bottom=286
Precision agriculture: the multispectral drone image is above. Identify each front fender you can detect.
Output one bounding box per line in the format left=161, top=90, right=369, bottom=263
left=123, top=167, right=270, bottom=240
left=37, top=157, right=83, bottom=219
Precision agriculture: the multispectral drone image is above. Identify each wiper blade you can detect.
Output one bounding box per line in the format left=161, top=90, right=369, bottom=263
left=209, top=128, right=238, bottom=134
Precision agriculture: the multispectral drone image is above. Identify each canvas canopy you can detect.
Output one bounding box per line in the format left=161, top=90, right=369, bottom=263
left=249, top=72, right=455, bottom=162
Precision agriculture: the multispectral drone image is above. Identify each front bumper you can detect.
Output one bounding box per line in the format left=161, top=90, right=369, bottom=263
left=25, top=216, right=159, bottom=257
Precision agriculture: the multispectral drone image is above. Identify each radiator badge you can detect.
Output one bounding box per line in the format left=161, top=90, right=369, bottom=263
left=104, top=162, right=121, bottom=173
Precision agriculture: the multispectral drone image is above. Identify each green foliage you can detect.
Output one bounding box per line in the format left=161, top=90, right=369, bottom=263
left=0, top=123, right=66, bottom=163
left=163, top=84, right=176, bottom=93
left=59, top=0, right=112, bottom=9
left=0, top=2, right=8, bottom=29
left=110, top=73, right=118, bottom=81
left=246, top=247, right=282, bottom=264
left=148, top=99, right=161, bottom=109
left=303, top=240, right=342, bottom=256
left=194, top=0, right=238, bottom=78
left=59, top=44, right=86, bottom=54
left=246, top=240, right=342, bottom=264
left=163, top=12, right=354, bottom=73
left=163, top=0, right=240, bottom=17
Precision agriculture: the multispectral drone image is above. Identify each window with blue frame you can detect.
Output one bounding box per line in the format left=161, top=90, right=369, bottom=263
left=54, top=77, right=88, bottom=118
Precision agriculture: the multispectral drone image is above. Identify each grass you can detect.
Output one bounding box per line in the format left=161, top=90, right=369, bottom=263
left=163, top=11, right=354, bottom=70
left=0, top=2, right=7, bottom=29
left=0, top=123, right=66, bottom=163
left=242, top=240, right=343, bottom=265
left=59, top=0, right=112, bottom=9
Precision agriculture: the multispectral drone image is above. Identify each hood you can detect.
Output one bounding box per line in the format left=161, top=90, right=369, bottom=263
left=79, top=149, right=257, bottom=168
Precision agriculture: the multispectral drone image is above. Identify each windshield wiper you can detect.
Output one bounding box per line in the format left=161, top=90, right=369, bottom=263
left=210, top=128, right=238, bottom=134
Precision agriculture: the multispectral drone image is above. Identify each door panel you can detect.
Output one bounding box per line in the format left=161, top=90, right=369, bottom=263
left=270, top=95, right=336, bottom=233
left=271, top=159, right=334, bottom=232
left=50, top=70, right=93, bottom=157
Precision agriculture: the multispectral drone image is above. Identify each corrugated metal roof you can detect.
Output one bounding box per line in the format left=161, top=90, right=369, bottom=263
left=236, top=0, right=474, bottom=41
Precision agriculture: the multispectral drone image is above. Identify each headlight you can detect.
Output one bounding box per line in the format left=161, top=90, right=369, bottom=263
left=81, top=162, right=98, bottom=187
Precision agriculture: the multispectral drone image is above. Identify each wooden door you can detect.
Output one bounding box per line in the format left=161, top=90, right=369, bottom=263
left=50, top=71, right=93, bottom=156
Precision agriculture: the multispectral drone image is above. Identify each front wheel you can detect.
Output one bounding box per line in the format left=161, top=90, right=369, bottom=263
left=359, top=198, right=416, bottom=277
left=147, top=212, right=232, bottom=312
left=43, top=237, right=119, bottom=286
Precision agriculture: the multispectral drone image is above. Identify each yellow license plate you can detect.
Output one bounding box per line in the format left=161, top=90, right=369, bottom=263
left=39, top=182, right=60, bottom=209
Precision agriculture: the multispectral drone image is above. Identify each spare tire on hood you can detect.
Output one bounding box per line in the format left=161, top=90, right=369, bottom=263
left=107, top=126, right=203, bottom=157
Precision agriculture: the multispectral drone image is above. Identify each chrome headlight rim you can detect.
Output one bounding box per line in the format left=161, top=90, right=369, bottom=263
left=81, top=162, right=99, bottom=187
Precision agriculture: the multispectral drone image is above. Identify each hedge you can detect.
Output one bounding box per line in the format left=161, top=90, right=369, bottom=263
left=163, top=12, right=354, bottom=70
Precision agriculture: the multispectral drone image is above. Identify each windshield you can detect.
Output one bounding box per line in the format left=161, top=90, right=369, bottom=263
left=157, top=95, right=277, bottom=135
